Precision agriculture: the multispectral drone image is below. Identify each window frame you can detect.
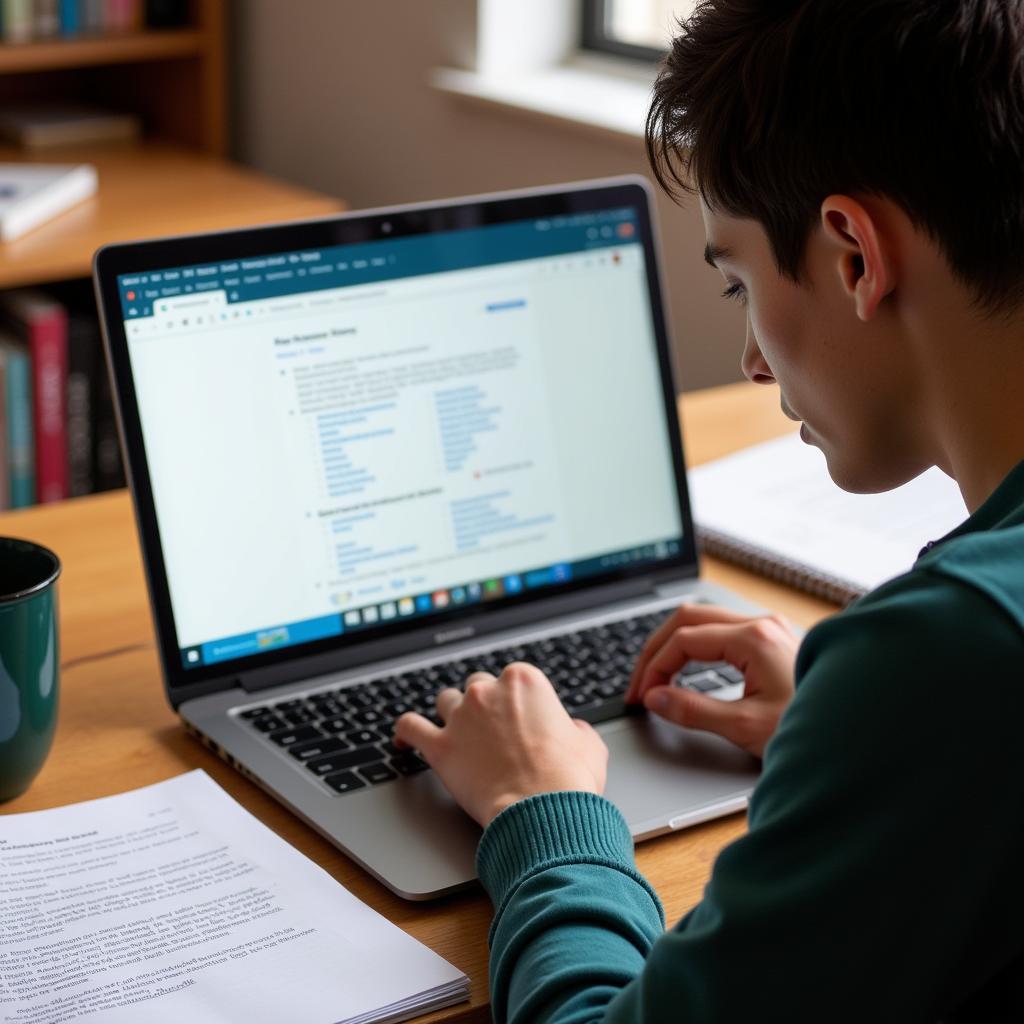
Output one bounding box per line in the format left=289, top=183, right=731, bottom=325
left=580, top=0, right=668, bottom=63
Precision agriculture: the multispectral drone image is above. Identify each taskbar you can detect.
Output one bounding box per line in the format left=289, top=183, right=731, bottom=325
left=180, top=537, right=682, bottom=669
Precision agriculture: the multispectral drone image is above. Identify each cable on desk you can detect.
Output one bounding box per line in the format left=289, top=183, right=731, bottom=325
left=60, top=642, right=155, bottom=672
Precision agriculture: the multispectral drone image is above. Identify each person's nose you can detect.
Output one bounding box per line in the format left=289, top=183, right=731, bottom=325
left=740, top=317, right=775, bottom=385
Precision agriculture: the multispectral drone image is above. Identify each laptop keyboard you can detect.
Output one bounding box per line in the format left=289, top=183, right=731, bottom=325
left=236, top=609, right=744, bottom=796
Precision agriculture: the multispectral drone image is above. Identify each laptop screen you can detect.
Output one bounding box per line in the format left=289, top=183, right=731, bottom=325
left=110, top=187, right=686, bottom=674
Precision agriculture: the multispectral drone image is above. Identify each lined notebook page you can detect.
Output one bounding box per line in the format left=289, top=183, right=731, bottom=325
left=688, top=432, right=968, bottom=597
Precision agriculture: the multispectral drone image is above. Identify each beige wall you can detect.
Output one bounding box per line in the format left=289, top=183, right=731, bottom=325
left=230, top=0, right=746, bottom=391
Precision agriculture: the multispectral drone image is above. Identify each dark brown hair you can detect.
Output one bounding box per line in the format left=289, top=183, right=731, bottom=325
left=646, top=0, right=1024, bottom=311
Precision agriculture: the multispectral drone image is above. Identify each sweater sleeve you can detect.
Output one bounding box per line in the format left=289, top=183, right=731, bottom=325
left=477, top=573, right=1024, bottom=1024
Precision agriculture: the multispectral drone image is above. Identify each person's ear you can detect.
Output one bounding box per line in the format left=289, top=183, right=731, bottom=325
left=819, top=195, right=894, bottom=321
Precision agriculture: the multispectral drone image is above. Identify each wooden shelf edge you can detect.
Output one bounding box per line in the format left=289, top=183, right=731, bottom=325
left=0, top=30, right=205, bottom=75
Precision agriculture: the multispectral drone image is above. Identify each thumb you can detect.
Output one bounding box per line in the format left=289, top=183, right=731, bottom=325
left=573, top=717, right=608, bottom=753
left=643, top=685, right=745, bottom=744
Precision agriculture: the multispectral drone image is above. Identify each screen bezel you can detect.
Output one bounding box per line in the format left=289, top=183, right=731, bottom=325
left=94, top=177, right=701, bottom=705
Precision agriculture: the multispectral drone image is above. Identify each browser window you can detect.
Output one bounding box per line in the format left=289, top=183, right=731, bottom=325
left=118, top=210, right=683, bottom=668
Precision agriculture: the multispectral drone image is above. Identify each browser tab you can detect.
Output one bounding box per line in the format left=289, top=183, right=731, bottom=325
left=153, top=291, right=228, bottom=316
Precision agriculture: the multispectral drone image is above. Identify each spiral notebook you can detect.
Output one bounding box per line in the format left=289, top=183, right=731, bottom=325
left=688, top=432, right=968, bottom=605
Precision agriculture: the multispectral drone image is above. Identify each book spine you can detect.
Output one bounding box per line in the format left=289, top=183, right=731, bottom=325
left=3, top=0, right=33, bottom=41
left=25, top=302, right=68, bottom=503
left=697, top=527, right=864, bottom=607
left=59, top=0, right=77, bottom=33
left=81, top=0, right=101, bottom=32
left=66, top=313, right=96, bottom=497
left=34, top=0, right=60, bottom=35
left=0, top=357, right=8, bottom=510
left=5, top=346, right=35, bottom=508
left=93, top=350, right=124, bottom=492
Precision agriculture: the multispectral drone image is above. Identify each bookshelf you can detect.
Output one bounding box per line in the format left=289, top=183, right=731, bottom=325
left=0, top=0, right=344, bottom=506
left=0, top=29, right=206, bottom=75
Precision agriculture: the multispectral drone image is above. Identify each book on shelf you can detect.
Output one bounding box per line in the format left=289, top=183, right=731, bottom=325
left=0, top=290, right=67, bottom=504
left=58, top=0, right=78, bottom=33
left=0, top=285, right=125, bottom=509
left=0, top=353, right=7, bottom=508
left=32, top=0, right=59, bottom=36
left=66, top=305, right=96, bottom=496
left=0, top=163, right=98, bottom=241
left=0, top=104, right=139, bottom=149
left=2, top=0, right=33, bottom=42
left=80, top=0, right=103, bottom=32
left=1, top=0, right=183, bottom=39
left=92, top=340, right=124, bottom=491
left=0, top=334, right=35, bottom=508
left=688, top=431, right=968, bottom=605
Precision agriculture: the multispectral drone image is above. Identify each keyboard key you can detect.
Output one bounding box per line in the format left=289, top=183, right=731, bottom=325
left=288, top=736, right=349, bottom=762
left=320, top=715, right=350, bottom=734
left=345, top=691, right=376, bottom=709
left=307, top=745, right=381, bottom=775
left=268, top=725, right=321, bottom=747
left=358, top=762, right=398, bottom=785
left=685, top=670, right=724, bottom=693
left=251, top=714, right=286, bottom=733
left=407, top=693, right=434, bottom=714
left=391, top=752, right=429, bottom=775
left=571, top=696, right=643, bottom=725
left=274, top=698, right=305, bottom=711
left=565, top=692, right=599, bottom=709
left=680, top=660, right=722, bottom=677
left=345, top=728, right=381, bottom=747
left=284, top=708, right=316, bottom=726
left=352, top=708, right=385, bottom=727
left=239, top=705, right=269, bottom=719
left=316, top=701, right=345, bottom=719
left=323, top=771, right=366, bottom=794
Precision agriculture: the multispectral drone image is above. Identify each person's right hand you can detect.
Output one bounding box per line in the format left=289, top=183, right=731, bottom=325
left=625, top=603, right=799, bottom=759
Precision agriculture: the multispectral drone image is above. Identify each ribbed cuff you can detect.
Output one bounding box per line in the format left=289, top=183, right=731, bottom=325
left=476, top=791, right=638, bottom=907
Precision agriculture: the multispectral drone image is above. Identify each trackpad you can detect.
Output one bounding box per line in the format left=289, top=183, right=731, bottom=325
left=600, top=714, right=760, bottom=835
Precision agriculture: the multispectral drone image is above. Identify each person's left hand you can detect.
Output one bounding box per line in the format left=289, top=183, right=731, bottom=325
left=393, top=662, right=608, bottom=828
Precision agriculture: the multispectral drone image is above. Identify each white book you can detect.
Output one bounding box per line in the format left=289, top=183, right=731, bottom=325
left=688, top=431, right=968, bottom=604
left=0, top=162, right=97, bottom=241
left=0, top=771, right=470, bottom=1024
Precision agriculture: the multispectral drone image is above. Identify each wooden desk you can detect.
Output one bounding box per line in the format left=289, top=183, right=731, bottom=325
left=0, top=381, right=840, bottom=1023
left=0, top=142, right=345, bottom=289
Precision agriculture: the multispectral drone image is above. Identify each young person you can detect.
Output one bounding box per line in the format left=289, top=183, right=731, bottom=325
left=395, top=2, right=1024, bottom=1019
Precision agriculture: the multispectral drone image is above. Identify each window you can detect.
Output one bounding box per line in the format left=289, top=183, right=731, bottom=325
left=581, top=0, right=697, bottom=61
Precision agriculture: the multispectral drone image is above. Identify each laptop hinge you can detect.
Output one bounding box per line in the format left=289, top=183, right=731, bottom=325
left=233, top=575, right=674, bottom=695
left=654, top=579, right=702, bottom=601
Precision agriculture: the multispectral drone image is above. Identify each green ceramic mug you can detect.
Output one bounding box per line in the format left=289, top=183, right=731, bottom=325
left=0, top=537, right=61, bottom=802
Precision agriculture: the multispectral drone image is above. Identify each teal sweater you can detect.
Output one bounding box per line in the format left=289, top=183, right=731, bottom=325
left=476, top=460, right=1024, bottom=1023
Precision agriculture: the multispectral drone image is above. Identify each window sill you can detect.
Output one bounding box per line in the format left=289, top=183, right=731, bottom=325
left=431, top=56, right=655, bottom=143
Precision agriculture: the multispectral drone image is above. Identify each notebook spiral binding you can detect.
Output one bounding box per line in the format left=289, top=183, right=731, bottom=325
left=696, top=527, right=864, bottom=607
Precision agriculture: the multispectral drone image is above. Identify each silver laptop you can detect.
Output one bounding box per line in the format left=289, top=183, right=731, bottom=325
left=94, top=176, right=763, bottom=900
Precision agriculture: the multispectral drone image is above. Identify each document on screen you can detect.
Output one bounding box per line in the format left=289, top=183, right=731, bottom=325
left=0, top=771, right=467, bottom=1024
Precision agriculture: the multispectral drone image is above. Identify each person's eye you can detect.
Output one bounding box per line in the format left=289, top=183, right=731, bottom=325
left=721, top=281, right=748, bottom=306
